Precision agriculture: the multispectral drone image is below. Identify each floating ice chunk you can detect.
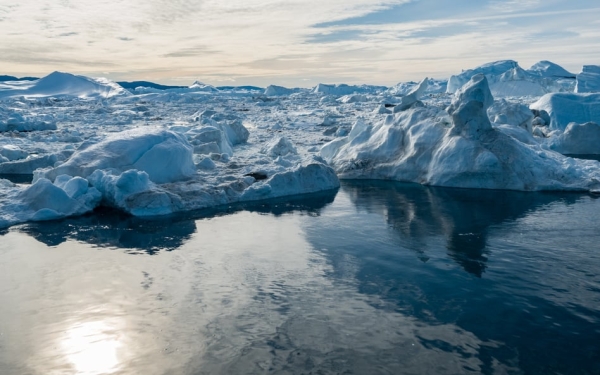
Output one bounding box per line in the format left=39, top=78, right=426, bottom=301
left=40, top=128, right=196, bottom=184
left=313, top=83, right=386, bottom=96
left=529, top=93, right=600, bottom=130
left=490, top=67, right=547, bottom=97
left=447, top=60, right=519, bottom=93
left=0, top=71, right=129, bottom=99
left=195, top=156, right=216, bottom=170
left=0, top=145, right=28, bottom=161
left=189, top=81, right=219, bottom=92
left=527, top=61, right=575, bottom=79
left=240, top=161, right=340, bottom=201
left=0, top=153, right=66, bottom=175
left=393, top=78, right=429, bottom=112
left=374, top=104, right=392, bottom=114
left=323, top=74, right=600, bottom=191
left=547, top=122, right=600, bottom=155
left=447, top=60, right=567, bottom=97
left=88, top=169, right=181, bottom=216
left=575, top=65, right=600, bottom=93
left=488, top=99, right=533, bottom=133
left=264, top=85, right=299, bottom=96
left=261, top=137, right=298, bottom=158
left=0, top=176, right=101, bottom=228
left=338, top=94, right=368, bottom=104
left=0, top=110, right=57, bottom=132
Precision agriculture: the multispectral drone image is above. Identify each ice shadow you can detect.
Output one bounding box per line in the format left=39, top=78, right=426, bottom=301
left=15, top=189, right=338, bottom=254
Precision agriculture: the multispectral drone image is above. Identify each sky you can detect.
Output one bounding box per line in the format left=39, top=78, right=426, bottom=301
left=0, top=0, right=599, bottom=87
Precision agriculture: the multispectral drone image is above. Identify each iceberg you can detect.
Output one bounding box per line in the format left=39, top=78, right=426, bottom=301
left=37, top=128, right=196, bottom=184
left=529, top=93, right=600, bottom=130
left=575, top=65, right=600, bottom=93
left=0, top=71, right=129, bottom=100
left=447, top=60, right=573, bottom=97
left=546, top=122, right=600, bottom=155
left=322, top=74, right=600, bottom=191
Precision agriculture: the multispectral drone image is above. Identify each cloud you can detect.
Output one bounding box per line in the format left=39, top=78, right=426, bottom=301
left=0, top=0, right=599, bottom=86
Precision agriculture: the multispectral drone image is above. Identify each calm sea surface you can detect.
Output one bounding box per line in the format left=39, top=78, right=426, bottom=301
left=1, top=181, right=599, bottom=375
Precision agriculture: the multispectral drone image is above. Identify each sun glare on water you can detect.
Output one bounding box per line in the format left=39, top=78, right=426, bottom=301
left=60, top=320, right=124, bottom=375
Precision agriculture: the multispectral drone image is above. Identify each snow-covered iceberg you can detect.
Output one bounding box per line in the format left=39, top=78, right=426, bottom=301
left=0, top=71, right=129, bottom=100
left=322, top=74, right=600, bottom=191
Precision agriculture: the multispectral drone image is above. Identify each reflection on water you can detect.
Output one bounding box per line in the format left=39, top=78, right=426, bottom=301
left=61, top=320, right=124, bottom=375
left=1, top=181, right=599, bottom=374
left=18, top=190, right=337, bottom=253
left=340, top=181, right=582, bottom=277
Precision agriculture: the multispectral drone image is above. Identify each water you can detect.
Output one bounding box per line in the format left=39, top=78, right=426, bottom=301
left=1, top=181, right=599, bottom=375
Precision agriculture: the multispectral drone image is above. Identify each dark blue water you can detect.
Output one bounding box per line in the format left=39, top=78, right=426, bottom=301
left=1, top=181, right=599, bottom=374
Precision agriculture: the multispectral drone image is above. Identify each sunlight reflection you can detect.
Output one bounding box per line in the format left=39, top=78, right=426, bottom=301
left=60, top=320, right=124, bottom=375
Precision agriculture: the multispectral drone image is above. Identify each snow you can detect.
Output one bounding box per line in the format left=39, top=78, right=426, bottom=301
left=322, top=74, right=600, bottom=191
left=529, top=93, right=600, bottom=130
left=2, top=60, right=600, bottom=229
left=575, top=65, right=600, bottom=93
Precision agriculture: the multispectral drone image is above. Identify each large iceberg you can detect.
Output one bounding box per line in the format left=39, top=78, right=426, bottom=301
left=527, top=61, right=575, bottom=79
left=447, top=60, right=574, bottom=97
left=575, top=65, right=600, bottom=93
left=0, top=71, right=129, bottom=100
left=322, top=74, right=600, bottom=191
left=529, top=93, right=600, bottom=130
left=37, top=128, right=197, bottom=184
